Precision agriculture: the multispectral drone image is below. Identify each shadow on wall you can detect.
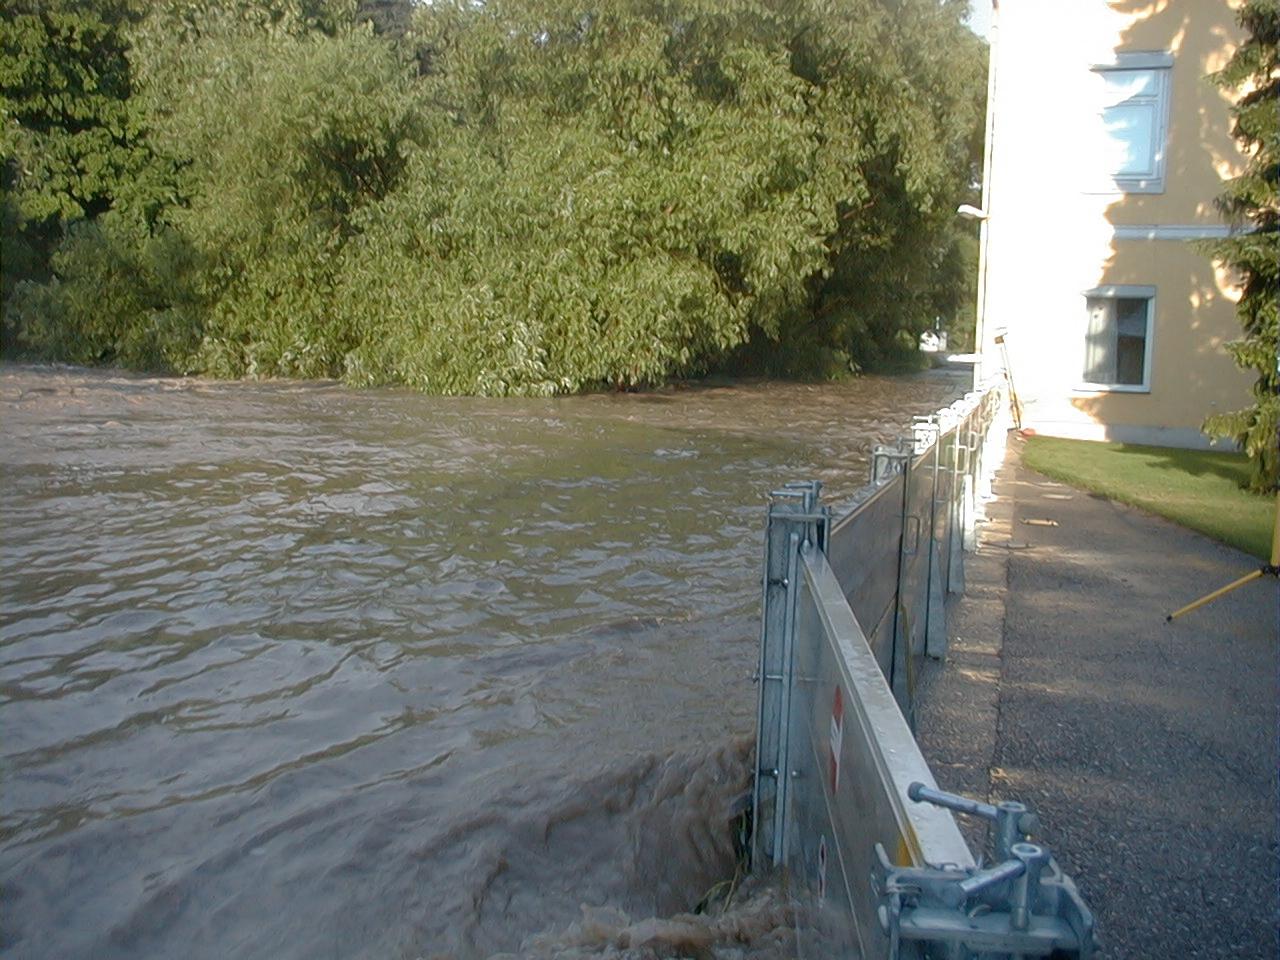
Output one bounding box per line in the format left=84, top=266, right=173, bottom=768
left=1070, top=0, right=1247, bottom=434
left=1069, top=251, right=1245, bottom=435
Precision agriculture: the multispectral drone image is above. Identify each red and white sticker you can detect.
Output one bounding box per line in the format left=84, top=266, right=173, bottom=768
left=829, top=684, right=845, bottom=793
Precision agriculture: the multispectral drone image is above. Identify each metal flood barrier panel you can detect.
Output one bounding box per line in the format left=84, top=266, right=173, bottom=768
left=752, top=384, right=1097, bottom=959
left=823, top=386, right=1007, bottom=724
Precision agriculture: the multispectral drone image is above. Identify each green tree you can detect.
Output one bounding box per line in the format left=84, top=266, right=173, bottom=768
left=343, top=0, right=985, bottom=392
left=12, top=3, right=427, bottom=375
left=340, top=0, right=846, bottom=393
left=12, top=213, right=206, bottom=369
left=9, top=0, right=987, bottom=393
left=1201, top=0, right=1279, bottom=493
left=720, top=0, right=986, bottom=375
left=0, top=0, right=162, bottom=330
left=139, top=16, right=424, bottom=378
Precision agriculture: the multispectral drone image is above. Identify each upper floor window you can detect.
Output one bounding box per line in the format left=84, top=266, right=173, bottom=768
left=1092, top=52, right=1172, bottom=194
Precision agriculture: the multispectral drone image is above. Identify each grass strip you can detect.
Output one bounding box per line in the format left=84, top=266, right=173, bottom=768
left=1021, top=436, right=1275, bottom=560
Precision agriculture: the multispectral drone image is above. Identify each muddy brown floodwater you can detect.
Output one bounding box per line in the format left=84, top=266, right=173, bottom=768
left=0, top=362, right=967, bottom=959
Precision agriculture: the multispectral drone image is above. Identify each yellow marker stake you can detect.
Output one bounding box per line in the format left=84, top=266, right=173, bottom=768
left=1166, top=492, right=1280, bottom=622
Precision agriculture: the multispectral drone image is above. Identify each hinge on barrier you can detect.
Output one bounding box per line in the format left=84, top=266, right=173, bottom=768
left=871, top=784, right=1096, bottom=959
left=912, top=416, right=940, bottom=455
left=871, top=441, right=912, bottom=484
left=768, top=480, right=830, bottom=550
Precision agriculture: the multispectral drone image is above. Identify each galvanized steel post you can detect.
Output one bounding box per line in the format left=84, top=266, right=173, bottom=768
left=947, top=417, right=968, bottom=595
left=913, top=415, right=948, bottom=659
left=872, top=443, right=915, bottom=712
left=752, top=480, right=829, bottom=868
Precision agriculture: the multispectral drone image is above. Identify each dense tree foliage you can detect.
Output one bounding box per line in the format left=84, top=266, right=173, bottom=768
left=1201, top=0, right=1279, bottom=493
left=2, top=0, right=985, bottom=393
left=0, top=0, right=155, bottom=324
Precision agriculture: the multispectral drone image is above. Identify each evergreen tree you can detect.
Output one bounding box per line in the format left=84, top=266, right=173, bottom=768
left=1201, top=0, right=1279, bottom=493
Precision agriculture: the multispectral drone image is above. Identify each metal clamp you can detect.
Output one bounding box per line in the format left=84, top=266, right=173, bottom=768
left=907, top=783, right=1039, bottom=861
left=871, top=785, right=1096, bottom=959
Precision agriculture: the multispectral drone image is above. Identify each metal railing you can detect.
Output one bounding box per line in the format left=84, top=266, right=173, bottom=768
left=751, top=382, right=1096, bottom=959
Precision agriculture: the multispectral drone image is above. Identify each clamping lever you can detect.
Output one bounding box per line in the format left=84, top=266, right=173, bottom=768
left=908, top=782, right=1040, bottom=860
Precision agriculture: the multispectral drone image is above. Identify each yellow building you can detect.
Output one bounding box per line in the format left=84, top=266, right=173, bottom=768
left=974, top=0, right=1251, bottom=448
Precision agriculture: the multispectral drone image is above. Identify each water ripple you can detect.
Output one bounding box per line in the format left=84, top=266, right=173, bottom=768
left=0, top=362, right=966, bottom=959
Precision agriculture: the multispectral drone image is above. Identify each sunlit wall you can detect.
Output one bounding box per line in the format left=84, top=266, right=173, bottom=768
left=979, top=0, right=1250, bottom=448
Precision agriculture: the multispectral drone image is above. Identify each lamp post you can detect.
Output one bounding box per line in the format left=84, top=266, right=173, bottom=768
left=964, top=1, right=999, bottom=391
left=957, top=202, right=990, bottom=391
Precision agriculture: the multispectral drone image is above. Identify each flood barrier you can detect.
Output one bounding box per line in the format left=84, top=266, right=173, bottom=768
left=751, top=382, right=1096, bottom=959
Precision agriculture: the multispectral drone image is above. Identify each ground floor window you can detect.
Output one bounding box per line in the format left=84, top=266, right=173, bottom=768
left=1081, top=285, right=1154, bottom=391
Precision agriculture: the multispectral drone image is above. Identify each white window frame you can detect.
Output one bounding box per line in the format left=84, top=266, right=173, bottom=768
left=1089, top=51, right=1173, bottom=195
left=1077, top=284, right=1155, bottom=394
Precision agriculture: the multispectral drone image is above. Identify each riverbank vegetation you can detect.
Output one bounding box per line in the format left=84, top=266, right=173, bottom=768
left=1022, top=436, right=1274, bottom=560
left=1, top=0, right=985, bottom=395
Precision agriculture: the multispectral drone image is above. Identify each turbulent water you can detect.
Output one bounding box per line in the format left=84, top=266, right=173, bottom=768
left=0, top=363, right=967, bottom=959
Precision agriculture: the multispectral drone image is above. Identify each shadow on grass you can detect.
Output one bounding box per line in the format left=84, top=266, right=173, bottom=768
left=1021, top=436, right=1272, bottom=559
left=1112, top=443, right=1250, bottom=488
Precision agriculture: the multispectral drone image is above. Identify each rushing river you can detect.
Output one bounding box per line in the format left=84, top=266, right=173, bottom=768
left=0, top=363, right=967, bottom=959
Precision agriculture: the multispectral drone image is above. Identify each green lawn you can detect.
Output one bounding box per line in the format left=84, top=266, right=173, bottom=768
left=1021, top=436, right=1275, bottom=560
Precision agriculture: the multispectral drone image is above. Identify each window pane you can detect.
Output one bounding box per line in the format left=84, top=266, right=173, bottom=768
left=1115, top=333, right=1146, bottom=385
left=1094, top=66, right=1165, bottom=186
left=1083, top=297, right=1117, bottom=383
left=1101, top=68, right=1158, bottom=100
left=1102, top=102, right=1156, bottom=176
left=1115, top=298, right=1148, bottom=336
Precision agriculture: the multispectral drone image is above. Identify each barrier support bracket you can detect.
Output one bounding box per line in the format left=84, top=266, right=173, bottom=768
left=872, top=784, right=1096, bottom=959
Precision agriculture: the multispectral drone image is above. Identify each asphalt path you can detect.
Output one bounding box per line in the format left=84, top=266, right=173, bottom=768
left=916, top=437, right=1278, bottom=959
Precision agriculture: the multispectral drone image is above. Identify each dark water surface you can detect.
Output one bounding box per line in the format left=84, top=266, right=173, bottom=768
left=0, top=364, right=966, bottom=959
